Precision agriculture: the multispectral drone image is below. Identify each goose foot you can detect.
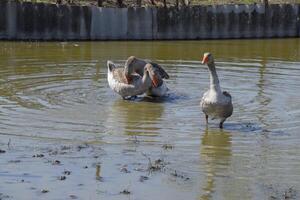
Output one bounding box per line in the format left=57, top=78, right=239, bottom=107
left=219, top=119, right=226, bottom=129
left=219, top=122, right=223, bottom=129
left=123, top=96, right=137, bottom=100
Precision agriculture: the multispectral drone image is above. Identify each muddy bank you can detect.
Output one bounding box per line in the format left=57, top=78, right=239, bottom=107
left=0, top=132, right=298, bottom=200
left=0, top=0, right=299, bottom=40
left=0, top=135, right=196, bottom=200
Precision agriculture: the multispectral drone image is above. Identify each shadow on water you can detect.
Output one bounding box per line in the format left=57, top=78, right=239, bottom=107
left=199, top=128, right=232, bottom=200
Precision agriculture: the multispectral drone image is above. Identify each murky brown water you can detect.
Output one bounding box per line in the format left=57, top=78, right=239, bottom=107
left=0, top=39, right=300, bottom=200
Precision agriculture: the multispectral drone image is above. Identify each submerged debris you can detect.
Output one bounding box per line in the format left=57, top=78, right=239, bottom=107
left=266, top=184, right=297, bottom=200
left=63, top=170, right=71, bottom=175
left=133, top=167, right=145, bottom=172
left=162, top=144, right=173, bottom=150
left=32, top=154, right=44, bottom=158
left=283, top=187, right=297, bottom=199
left=69, top=194, right=78, bottom=199
left=139, top=176, right=149, bottom=182
left=7, top=139, right=11, bottom=149
left=244, top=122, right=260, bottom=131
left=120, top=189, right=131, bottom=195
left=52, top=160, right=61, bottom=165
left=150, top=158, right=166, bottom=172
left=120, top=165, right=131, bottom=173
left=132, top=136, right=139, bottom=144
left=8, top=160, right=21, bottom=163
left=96, top=164, right=103, bottom=181
left=77, top=143, right=89, bottom=151
left=58, top=176, right=66, bottom=181
left=262, top=129, right=271, bottom=133
left=142, top=153, right=167, bottom=172
left=41, top=189, right=49, bottom=193
left=48, top=150, right=59, bottom=155
left=0, top=193, right=10, bottom=199
left=61, top=146, right=71, bottom=151
left=47, top=145, right=75, bottom=155
left=170, top=170, right=190, bottom=181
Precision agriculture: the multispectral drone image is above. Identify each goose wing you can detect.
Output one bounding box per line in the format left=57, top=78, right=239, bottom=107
left=126, top=56, right=169, bottom=79
left=107, top=61, right=128, bottom=83
left=149, top=62, right=169, bottom=79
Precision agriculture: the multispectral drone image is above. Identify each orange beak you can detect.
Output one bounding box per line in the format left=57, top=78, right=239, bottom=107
left=151, top=74, right=159, bottom=88
left=202, top=55, right=209, bottom=64
left=125, top=75, right=132, bottom=84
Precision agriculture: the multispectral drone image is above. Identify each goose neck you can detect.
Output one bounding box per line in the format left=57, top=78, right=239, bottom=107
left=208, top=62, right=221, bottom=92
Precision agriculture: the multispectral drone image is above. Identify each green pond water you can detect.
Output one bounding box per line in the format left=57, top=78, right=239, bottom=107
left=0, top=39, right=299, bottom=200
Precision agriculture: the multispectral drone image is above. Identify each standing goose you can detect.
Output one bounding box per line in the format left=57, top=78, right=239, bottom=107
left=200, top=53, right=233, bottom=128
left=107, top=60, right=152, bottom=99
left=124, top=56, right=169, bottom=97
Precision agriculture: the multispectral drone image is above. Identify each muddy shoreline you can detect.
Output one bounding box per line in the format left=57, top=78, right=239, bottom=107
left=0, top=132, right=298, bottom=200
left=0, top=135, right=195, bottom=200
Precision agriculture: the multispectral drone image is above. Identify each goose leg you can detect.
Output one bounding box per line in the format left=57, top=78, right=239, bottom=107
left=123, top=96, right=137, bottom=100
left=205, top=115, right=208, bottom=124
left=129, top=95, right=137, bottom=100
left=219, top=118, right=226, bottom=129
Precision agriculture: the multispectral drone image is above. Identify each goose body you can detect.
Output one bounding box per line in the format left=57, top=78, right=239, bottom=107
left=125, top=56, right=169, bottom=97
left=107, top=61, right=152, bottom=99
left=200, top=53, right=233, bottom=128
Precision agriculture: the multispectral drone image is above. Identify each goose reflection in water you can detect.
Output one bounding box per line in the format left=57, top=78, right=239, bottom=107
left=107, top=99, right=165, bottom=139
left=199, top=128, right=232, bottom=200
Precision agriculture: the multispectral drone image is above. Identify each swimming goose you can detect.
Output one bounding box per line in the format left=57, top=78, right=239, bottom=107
left=200, top=53, right=233, bottom=128
left=124, top=56, right=169, bottom=97
left=107, top=60, right=152, bottom=99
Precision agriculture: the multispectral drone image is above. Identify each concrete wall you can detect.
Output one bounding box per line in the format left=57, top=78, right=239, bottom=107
left=0, top=0, right=299, bottom=40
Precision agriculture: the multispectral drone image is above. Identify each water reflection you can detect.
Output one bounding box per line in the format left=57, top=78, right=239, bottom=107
left=256, top=58, right=271, bottom=127
left=0, top=39, right=300, bottom=199
left=200, top=128, right=232, bottom=200
left=107, top=99, right=165, bottom=138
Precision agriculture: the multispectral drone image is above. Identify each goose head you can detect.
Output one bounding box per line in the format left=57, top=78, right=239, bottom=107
left=201, top=52, right=214, bottom=65
left=142, top=64, right=153, bottom=86
left=144, top=63, right=160, bottom=87
left=143, top=63, right=152, bottom=79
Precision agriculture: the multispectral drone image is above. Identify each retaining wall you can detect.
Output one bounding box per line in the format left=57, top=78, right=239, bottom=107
left=0, top=0, right=299, bottom=40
